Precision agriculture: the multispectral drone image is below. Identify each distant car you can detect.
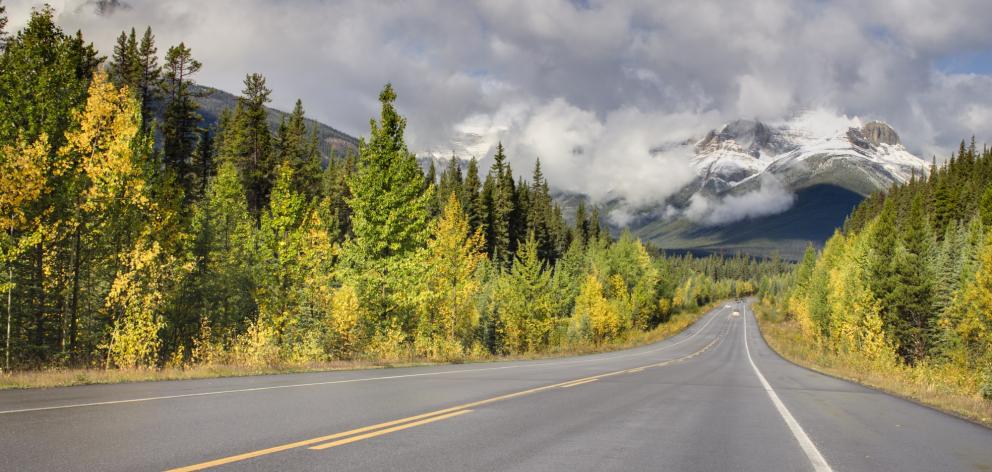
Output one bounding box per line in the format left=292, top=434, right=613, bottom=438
left=732, top=311, right=740, bottom=317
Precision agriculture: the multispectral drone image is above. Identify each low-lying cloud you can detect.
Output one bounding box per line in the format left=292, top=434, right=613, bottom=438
left=684, top=175, right=797, bottom=226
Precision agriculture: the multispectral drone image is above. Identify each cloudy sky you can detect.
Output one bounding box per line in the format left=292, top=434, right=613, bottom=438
left=6, top=0, right=992, bottom=218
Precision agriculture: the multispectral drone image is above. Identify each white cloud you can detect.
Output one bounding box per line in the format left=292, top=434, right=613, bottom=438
left=684, top=175, right=796, bottom=226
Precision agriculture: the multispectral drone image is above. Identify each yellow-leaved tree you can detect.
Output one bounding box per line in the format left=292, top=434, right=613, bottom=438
left=0, top=135, right=49, bottom=371
left=61, top=72, right=174, bottom=369
left=415, top=193, right=486, bottom=360
left=571, top=273, right=621, bottom=343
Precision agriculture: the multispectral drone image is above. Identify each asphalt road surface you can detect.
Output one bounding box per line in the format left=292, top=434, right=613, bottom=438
left=2, top=301, right=991, bottom=471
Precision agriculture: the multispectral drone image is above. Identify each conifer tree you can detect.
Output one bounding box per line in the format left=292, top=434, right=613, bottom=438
left=276, top=99, right=322, bottom=201
left=463, top=157, right=484, bottom=234
left=188, top=160, right=256, bottom=348
left=226, top=73, right=275, bottom=217
left=134, top=27, right=160, bottom=124
left=485, top=143, right=513, bottom=265
left=108, top=28, right=138, bottom=89
left=161, top=42, right=202, bottom=199
left=344, top=84, right=433, bottom=329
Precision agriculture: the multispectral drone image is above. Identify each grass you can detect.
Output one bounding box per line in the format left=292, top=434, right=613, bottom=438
left=753, top=300, right=992, bottom=428
left=0, top=302, right=717, bottom=390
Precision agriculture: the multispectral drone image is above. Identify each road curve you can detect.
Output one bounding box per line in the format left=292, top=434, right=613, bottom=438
left=1, top=302, right=990, bottom=471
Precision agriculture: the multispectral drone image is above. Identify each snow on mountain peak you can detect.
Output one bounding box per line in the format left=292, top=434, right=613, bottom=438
left=691, top=113, right=927, bottom=197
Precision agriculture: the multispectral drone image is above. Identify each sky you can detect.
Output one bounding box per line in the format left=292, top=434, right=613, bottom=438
left=6, top=0, right=992, bottom=221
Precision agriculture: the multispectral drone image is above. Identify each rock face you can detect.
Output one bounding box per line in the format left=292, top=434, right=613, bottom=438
left=860, top=121, right=901, bottom=146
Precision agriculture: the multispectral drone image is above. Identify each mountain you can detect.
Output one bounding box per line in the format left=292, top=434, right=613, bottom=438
left=153, top=84, right=360, bottom=159
left=692, top=116, right=925, bottom=197
left=628, top=113, right=929, bottom=259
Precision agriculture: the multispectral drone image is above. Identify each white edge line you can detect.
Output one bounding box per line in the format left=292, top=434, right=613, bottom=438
left=0, top=305, right=729, bottom=415
left=742, top=302, right=833, bottom=472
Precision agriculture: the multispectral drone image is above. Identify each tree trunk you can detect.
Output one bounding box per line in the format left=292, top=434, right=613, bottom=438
left=5, top=226, right=12, bottom=372
left=69, top=225, right=81, bottom=361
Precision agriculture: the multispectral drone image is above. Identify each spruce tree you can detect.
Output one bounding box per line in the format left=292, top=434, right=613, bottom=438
left=226, top=73, right=275, bottom=218
left=135, top=27, right=160, bottom=124
left=107, top=28, right=138, bottom=89
left=463, top=157, right=484, bottom=235
left=275, top=99, right=321, bottom=201
left=161, top=42, right=202, bottom=200
left=344, top=84, right=433, bottom=328
left=485, top=143, right=513, bottom=265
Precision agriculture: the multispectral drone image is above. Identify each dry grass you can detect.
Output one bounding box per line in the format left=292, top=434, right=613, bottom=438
left=754, top=302, right=992, bottom=428
left=0, top=303, right=717, bottom=390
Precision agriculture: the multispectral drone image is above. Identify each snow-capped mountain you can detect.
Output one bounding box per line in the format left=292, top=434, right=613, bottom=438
left=689, top=114, right=927, bottom=199
left=629, top=113, right=930, bottom=258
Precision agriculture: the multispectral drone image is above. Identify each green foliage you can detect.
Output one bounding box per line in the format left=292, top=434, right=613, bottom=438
left=781, top=139, right=992, bottom=400
left=0, top=15, right=781, bottom=371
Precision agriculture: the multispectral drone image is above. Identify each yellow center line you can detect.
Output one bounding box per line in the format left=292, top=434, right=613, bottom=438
left=166, top=320, right=730, bottom=471
left=309, top=409, right=473, bottom=450
left=560, top=378, right=598, bottom=388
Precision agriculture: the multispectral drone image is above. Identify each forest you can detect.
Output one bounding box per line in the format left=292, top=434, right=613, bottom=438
left=0, top=5, right=779, bottom=372
left=760, top=137, right=992, bottom=401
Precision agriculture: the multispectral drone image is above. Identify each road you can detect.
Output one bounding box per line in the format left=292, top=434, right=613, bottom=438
left=1, top=302, right=990, bottom=471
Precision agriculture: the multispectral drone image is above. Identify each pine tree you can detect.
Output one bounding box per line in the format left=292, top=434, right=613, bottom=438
left=344, top=84, right=433, bottom=329
left=190, top=129, right=213, bottom=202
left=107, top=28, right=138, bottom=89
left=188, top=160, right=256, bottom=348
left=463, top=157, right=484, bottom=235
left=437, top=155, right=463, bottom=211
left=319, top=154, right=353, bottom=244
left=485, top=143, right=513, bottom=265
left=134, top=27, right=160, bottom=124
left=275, top=99, right=322, bottom=201
left=575, top=200, right=589, bottom=245
left=494, top=233, right=553, bottom=353
left=257, top=163, right=307, bottom=343
left=161, top=42, right=202, bottom=199
left=227, top=73, right=275, bottom=217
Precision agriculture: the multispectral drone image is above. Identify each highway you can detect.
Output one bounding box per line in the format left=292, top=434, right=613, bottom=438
left=1, top=302, right=990, bottom=471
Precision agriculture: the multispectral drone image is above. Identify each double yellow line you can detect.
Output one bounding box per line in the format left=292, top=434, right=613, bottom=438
left=167, top=317, right=731, bottom=471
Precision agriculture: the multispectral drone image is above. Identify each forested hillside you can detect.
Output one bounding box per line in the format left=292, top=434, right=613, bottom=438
left=760, top=137, right=992, bottom=402
left=0, top=6, right=777, bottom=373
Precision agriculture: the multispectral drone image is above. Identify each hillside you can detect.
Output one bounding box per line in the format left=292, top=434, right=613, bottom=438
left=153, top=84, right=360, bottom=158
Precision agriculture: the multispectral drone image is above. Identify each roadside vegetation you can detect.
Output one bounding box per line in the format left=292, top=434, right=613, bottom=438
left=0, top=5, right=786, bottom=387
left=755, top=139, right=992, bottom=426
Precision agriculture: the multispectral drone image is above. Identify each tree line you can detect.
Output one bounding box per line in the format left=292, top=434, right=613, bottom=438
left=771, top=137, right=992, bottom=398
left=0, top=5, right=776, bottom=371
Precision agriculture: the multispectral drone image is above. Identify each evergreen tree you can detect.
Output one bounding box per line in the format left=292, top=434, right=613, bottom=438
left=344, top=84, right=433, bottom=329
left=485, top=143, right=513, bottom=265
left=107, top=28, right=138, bottom=89
left=187, top=160, right=257, bottom=350
left=134, top=27, right=160, bottom=124
left=190, top=129, right=213, bottom=202
left=463, top=157, right=484, bottom=235
left=275, top=99, right=322, bottom=201
left=161, top=42, right=202, bottom=200
left=225, top=73, right=275, bottom=218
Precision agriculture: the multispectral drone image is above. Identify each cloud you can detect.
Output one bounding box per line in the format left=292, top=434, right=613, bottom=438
left=5, top=0, right=992, bottom=216
left=684, top=175, right=796, bottom=226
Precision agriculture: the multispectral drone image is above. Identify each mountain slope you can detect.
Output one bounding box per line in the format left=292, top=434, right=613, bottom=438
left=152, top=85, right=360, bottom=158
left=636, top=184, right=864, bottom=258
